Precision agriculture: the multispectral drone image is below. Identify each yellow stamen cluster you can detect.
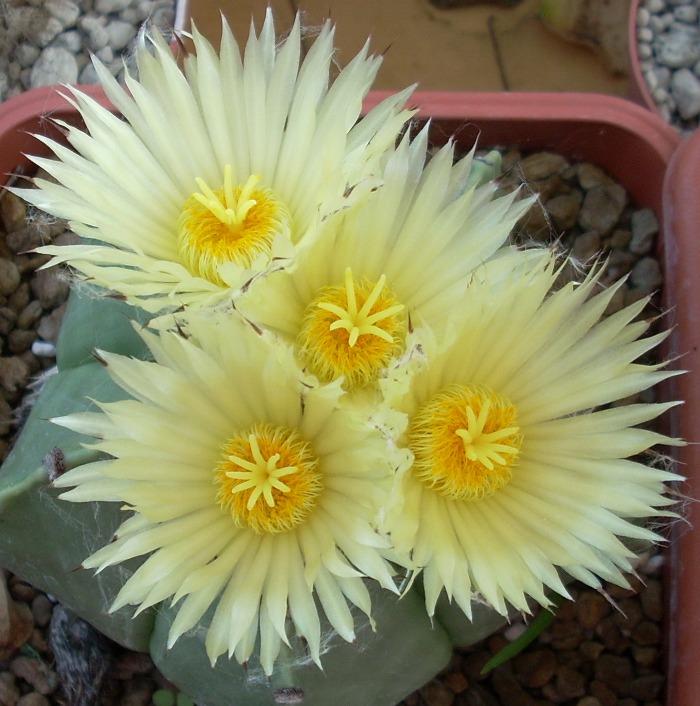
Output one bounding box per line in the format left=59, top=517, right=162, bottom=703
left=409, top=385, right=522, bottom=501
left=214, top=423, right=322, bottom=534
left=296, top=267, right=406, bottom=389
left=177, top=166, right=290, bottom=286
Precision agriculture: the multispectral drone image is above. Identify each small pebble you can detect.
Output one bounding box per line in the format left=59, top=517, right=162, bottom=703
left=10, top=657, right=58, bottom=696
left=671, top=67, right=700, bottom=119
left=29, top=47, right=78, bottom=88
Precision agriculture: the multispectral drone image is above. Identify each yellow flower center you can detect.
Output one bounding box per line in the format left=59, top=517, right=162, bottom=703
left=296, top=267, right=406, bottom=389
left=410, top=385, right=522, bottom=501
left=177, top=166, right=291, bottom=286
left=214, top=423, right=322, bottom=534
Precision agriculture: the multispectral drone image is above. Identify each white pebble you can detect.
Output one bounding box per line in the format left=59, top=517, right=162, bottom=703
left=105, top=19, right=137, bottom=52
left=44, top=0, right=81, bottom=29
left=29, top=46, right=79, bottom=88
left=644, top=69, right=659, bottom=91
left=504, top=622, right=528, bottom=642
left=33, top=16, right=64, bottom=47
left=644, top=0, right=666, bottom=13
left=52, top=30, right=83, bottom=54
left=652, top=86, right=670, bottom=103
left=13, top=43, right=40, bottom=68
left=671, top=67, right=700, bottom=119
left=94, top=0, right=132, bottom=12
left=637, top=6, right=651, bottom=26
left=674, top=5, right=699, bottom=23
left=638, top=43, right=654, bottom=60
left=638, top=26, right=654, bottom=42
left=31, top=340, right=57, bottom=358
left=655, top=65, right=672, bottom=88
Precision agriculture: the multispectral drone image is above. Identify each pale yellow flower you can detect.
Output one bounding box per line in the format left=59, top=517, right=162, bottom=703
left=19, top=11, right=413, bottom=321
left=51, top=316, right=399, bottom=674
left=384, top=251, right=683, bottom=619
left=238, top=128, right=533, bottom=393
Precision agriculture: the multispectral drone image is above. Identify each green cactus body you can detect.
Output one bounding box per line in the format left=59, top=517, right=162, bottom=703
left=150, top=583, right=453, bottom=706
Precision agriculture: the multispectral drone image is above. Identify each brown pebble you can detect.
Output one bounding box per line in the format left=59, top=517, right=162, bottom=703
left=613, top=598, right=644, bottom=634
left=579, top=641, right=605, bottom=662
left=571, top=231, right=602, bottom=263
left=626, top=673, right=665, bottom=701
left=30, top=269, right=69, bottom=310
left=8, top=329, right=37, bottom=354
left=514, top=649, right=557, bottom=688
left=0, top=356, right=30, bottom=397
left=30, top=595, right=53, bottom=629
left=602, top=250, right=637, bottom=284
left=640, top=579, right=663, bottom=622
left=607, top=228, right=632, bottom=250
left=36, top=303, right=66, bottom=343
left=589, top=679, right=617, bottom=706
left=8, top=581, right=35, bottom=603
left=486, top=634, right=508, bottom=655
left=532, top=174, right=571, bottom=201
left=462, top=650, right=491, bottom=681
left=575, top=592, right=611, bottom=630
left=10, top=656, right=58, bottom=695
left=113, top=652, right=155, bottom=680
left=18, top=350, right=41, bottom=376
left=0, top=397, right=12, bottom=436
left=117, top=675, right=155, bottom=706
left=443, top=670, right=469, bottom=694
left=454, top=683, right=499, bottom=706
left=0, top=307, right=17, bottom=336
left=29, top=627, right=49, bottom=655
left=632, top=644, right=659, bottom=667
left=491, top=667, right=538, bottom=706
left=579, top=183, right=628, bottom=236
left=0, top=671, right=20, bottom=706
left=595, top=616, right=628, bottom=653
left=16, top=254, right=51, bottom=276
left=0, top=192, right=28, bottom=232
left=554, top=665, right=586, bottom=700
left=420, top=680, right=454, bottom=706
left=17, top=694, right=51, bottom=706
left=576, top=699, right=602, bottom=706
left=593, top=653, right=633, bottom=694
left=577, top=162, right=615, bottom=190
left=0, top=260, right=21, bottom=297
left=5, top=224, right=48, bottom=254
left=7, top=282, right=30, bottom=314
left=517, top=200, right=552, bottom=241
left=632, top=619, right=661, bottom=646
left=16, top=300, right=43, bottom=330
left=545, top=191, right=582, bottom=231
left=549, top=620, right=582, bottom=651
left=519, top=152, right=569, bottom=180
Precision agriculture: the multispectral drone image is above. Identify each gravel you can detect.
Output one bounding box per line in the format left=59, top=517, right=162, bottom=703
left=0, top=0, right=177, bottom=101
left=635, top=0, right=700, bottom=132
left=0, top=148, right=669, bottom=705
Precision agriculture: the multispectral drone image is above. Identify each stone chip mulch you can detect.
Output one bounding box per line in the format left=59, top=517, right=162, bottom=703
left=0, top=150, right=671, bottom=705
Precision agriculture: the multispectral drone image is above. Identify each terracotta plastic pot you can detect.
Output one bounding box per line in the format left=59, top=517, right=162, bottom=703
left=662, top=127, right=700, bottom=706
left=0, top=84, right=115, bottom=186
left=0, top=86, right=689, bottom=703
left=367, top=90, right=680, bottom=220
